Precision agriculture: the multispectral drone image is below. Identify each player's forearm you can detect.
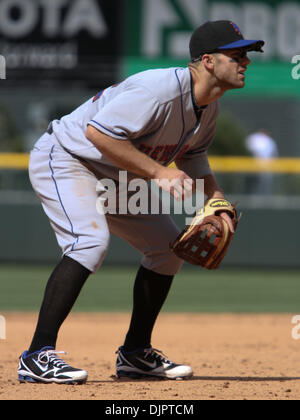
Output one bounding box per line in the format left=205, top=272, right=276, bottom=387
left=86, top=125, right=163, bottom=179
left=203, top=174, right=225, bottom=199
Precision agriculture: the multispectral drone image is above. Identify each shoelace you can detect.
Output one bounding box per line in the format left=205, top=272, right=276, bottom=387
left=144, top=347, right=172, bottom=364
left=38, top=350, right=70, bottom=369
left=116, top=346, right=173, bottom=364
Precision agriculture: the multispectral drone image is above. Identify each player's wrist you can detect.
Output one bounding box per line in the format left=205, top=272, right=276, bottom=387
left=151, top=163, right=167, bottom=180
left=207, top=191, right=225, bottom=201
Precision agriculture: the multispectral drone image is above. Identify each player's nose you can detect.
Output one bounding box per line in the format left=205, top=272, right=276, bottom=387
left=242, top=54, right=251, bottom=66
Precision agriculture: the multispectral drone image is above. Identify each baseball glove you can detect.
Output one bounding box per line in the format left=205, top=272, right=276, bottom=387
left=170, top=198, right=240, bottom=270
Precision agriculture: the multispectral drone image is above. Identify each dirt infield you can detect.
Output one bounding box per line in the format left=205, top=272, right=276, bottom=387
left=1, top=312, right=300, bottom=400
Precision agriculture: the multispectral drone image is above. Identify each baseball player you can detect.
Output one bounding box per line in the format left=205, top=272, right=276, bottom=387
left=18, top=21, right=264, bottom=384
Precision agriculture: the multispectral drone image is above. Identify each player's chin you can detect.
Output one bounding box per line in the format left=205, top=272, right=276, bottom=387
left=237, top=80, right=246, bottom=88
left=221, top=77, right=245, bottom=91
left=230, top=79, right=246, bottom=89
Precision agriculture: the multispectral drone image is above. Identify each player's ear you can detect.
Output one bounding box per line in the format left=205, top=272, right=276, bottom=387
left=202, top=54, right=215, bottom=71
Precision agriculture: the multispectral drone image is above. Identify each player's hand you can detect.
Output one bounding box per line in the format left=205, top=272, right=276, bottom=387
left=208, top=193, right=235, bottom=233
left=220, top=211, right=235, bottom=233
left=153, top=167, right=194, bottom=201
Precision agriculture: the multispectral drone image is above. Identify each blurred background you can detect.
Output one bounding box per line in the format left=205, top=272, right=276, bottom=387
left=0, top=0, right=299, bottom=304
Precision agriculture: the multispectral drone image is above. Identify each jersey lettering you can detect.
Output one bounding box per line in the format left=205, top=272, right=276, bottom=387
left=150, top=146, right=164, bottom=160
left=138, top=144, right=181, bottom=162
left=160, top=145, right=177, bottom=162
left=138, top=144, right=153, bottom=156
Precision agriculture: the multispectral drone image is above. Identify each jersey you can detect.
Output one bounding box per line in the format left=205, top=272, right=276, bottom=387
left=30, top=67, right=219, bottom=274
left=49, top=67, right=218, bottom=181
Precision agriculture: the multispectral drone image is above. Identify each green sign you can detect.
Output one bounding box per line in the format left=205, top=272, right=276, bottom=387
left=123, top=0, right=300, bottom=96
left=126, top=0, right=300, bottom=61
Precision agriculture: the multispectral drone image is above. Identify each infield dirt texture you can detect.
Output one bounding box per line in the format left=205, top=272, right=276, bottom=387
left=1, top=266, right=300, bottom=400
left=1, top=313, right=300, bottom=400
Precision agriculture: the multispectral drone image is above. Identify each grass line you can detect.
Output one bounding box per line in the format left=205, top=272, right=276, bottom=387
left=1, top=265, right=300, bottom=313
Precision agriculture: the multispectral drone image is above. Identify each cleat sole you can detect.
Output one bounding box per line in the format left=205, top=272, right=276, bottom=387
left=116, top=370, right=191, bottom=380
left=18, top=374, right=87, bottom=385
left=18, top=375, right=39, bottom=383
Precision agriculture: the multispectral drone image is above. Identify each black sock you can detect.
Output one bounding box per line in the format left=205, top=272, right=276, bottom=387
left=124, top=265, right=174, bottom=351
left=28, top=256, right=91, bottom=353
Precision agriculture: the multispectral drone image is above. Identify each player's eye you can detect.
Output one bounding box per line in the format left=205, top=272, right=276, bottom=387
left=232, top=51, right=247, bottom=61
left=229, top=55, right=240, bottom=62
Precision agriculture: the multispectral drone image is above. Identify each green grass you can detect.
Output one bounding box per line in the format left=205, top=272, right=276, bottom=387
left=1, top=264, right=300, bottom=313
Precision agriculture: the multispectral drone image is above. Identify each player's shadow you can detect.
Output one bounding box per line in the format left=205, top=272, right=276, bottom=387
left=190, top=376, right=300, bottom=382
left=89, top=375, right=300, bottom=384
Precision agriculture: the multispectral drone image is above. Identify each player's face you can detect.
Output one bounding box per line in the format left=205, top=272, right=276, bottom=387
left=212, top=48, right=251, bottom=90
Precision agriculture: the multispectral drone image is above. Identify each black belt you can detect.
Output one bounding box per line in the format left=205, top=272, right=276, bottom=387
left=46, top=122, right=53, bottom=135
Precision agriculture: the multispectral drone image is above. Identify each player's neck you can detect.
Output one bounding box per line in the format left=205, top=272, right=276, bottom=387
left=189, top=66, right=226, bottom=105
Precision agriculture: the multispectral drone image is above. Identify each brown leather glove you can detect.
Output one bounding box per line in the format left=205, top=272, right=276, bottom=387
left=170, top=198, right=240, bottom=270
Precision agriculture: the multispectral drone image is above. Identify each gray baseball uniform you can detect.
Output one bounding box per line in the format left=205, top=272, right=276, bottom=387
left=29, top=67, right=218, bottom=275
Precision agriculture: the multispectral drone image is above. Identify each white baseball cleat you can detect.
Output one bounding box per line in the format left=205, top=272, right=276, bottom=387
left=116, top=346, right=193, bottom=379
left=18, top=346, right=88, bottom=384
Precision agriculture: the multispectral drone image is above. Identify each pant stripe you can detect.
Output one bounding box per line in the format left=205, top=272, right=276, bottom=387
left=49, top=145, right=79, bottom=251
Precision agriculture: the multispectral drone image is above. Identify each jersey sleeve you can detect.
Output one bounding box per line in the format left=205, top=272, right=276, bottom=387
left=88, top=84, right=163, bottom=140
left=175, top=152, right=212, bottom=179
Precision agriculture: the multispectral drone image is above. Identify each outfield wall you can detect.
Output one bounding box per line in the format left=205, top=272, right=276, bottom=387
left=0, top=203, right=298, bottom=268
left=0, top=155, right=299, bottom=268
